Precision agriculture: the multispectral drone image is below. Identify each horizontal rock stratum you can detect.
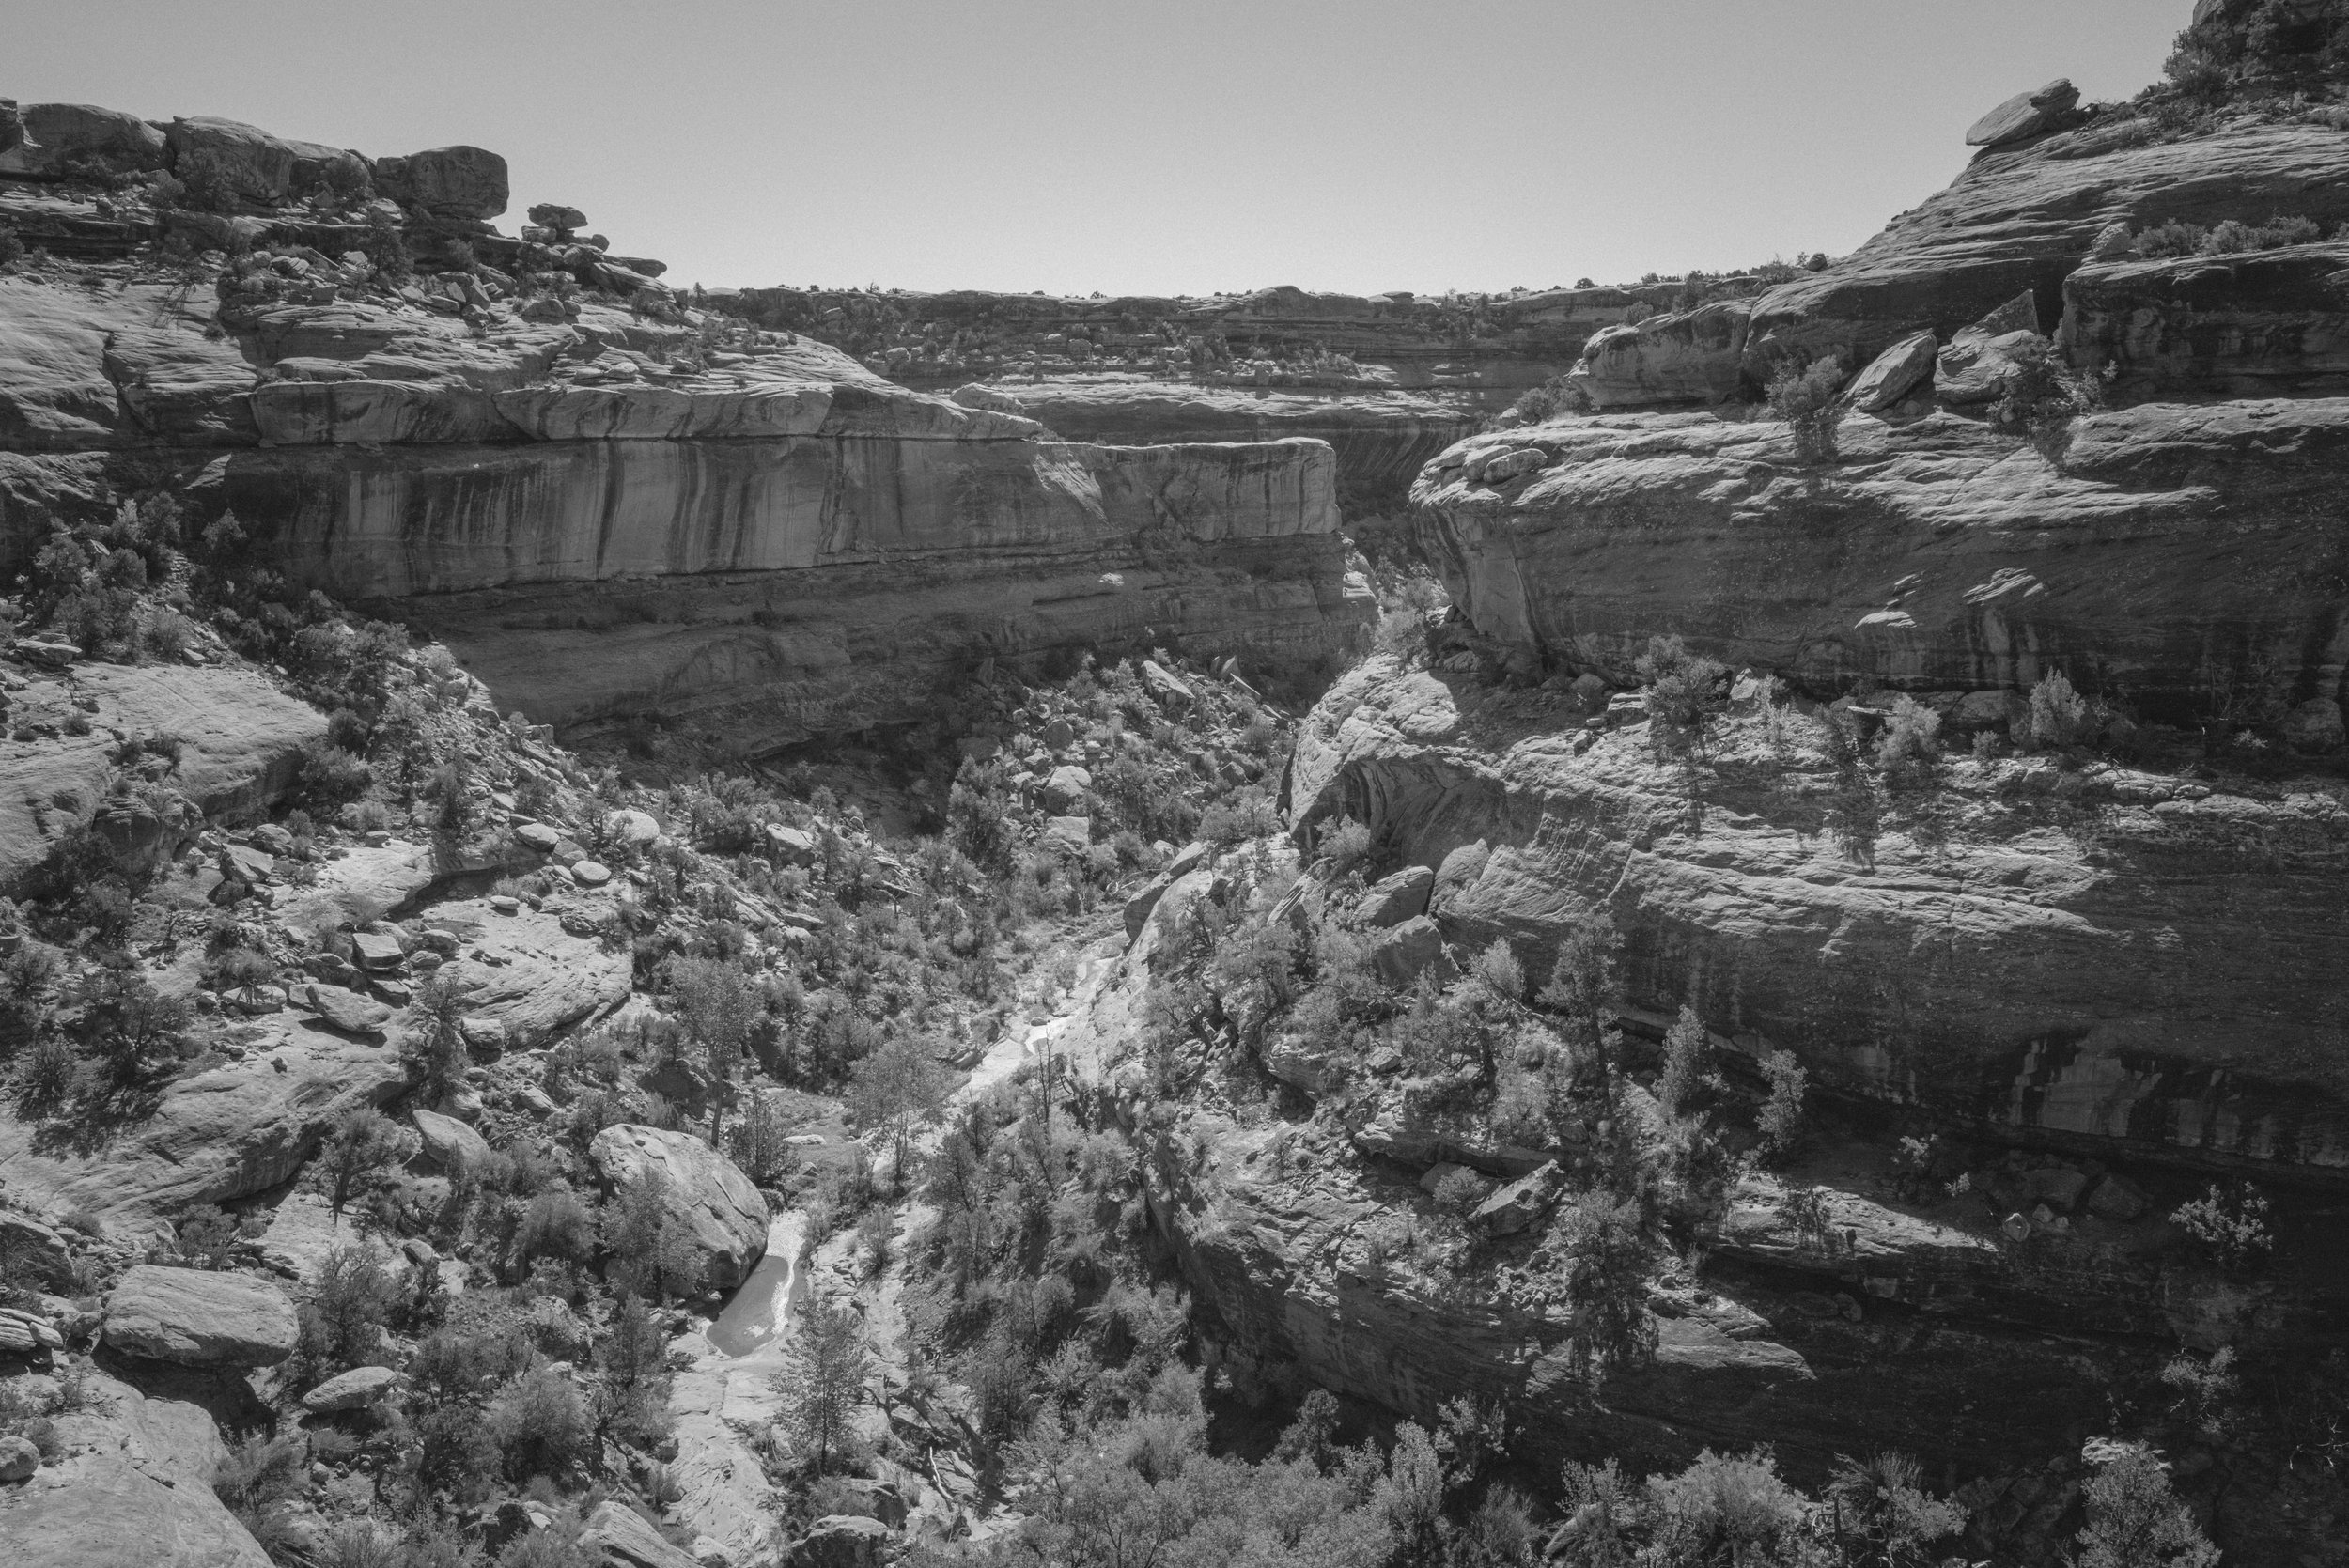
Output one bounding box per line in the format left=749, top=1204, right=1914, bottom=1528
left=0, top=269, right=1372, bottom=750
left=1410, top=400, right=2349, bottom=725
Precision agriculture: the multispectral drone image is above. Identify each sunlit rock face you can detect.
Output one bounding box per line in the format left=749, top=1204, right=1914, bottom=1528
left=0, top=269, right=1373, bottom=749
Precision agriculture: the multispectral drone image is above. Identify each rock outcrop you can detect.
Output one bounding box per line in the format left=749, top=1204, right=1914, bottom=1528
left=1, top=108, right=1374, bottom=754
left=1745, top=119, right=2349, bottom=379
left=1412, top=402, right=2349, bottom=726
left=587, top=1124, right=768, bottom=1289
left=1291, top=657, right=2349, bottom=1173
left=7, top=1370, right=267, bottom=1567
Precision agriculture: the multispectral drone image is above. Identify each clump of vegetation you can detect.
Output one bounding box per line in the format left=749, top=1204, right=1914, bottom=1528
left=1765, top=356, right=1846, bottom=465
left=2170, top=1181, right=2274, bottom=1274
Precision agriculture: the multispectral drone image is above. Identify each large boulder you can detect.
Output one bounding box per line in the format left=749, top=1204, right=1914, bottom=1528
left=89, top=791, right=202, bottom=877
left=372, top=145, right=508, bottom=220
left=411, top=1108, right=491, bottom=1173
left=164, top=116, right=296, bottom=204
left=586, top=1126, right=767, bottom=1290
left=1366, top=916, right=1455, bottom=990
left=0, top=1210, right=71, bottom=1288
left=300, top=1364, right=403, bottom=1414
left=102, top=1265, right=298, bottom=1367
left=0, top=103, right=170, bottom=177
left=1964, top=79, right=2081, bottom=149
left=1844, top=331, right=1937, bottom=412
left=1570, top=300, right=1750, bottom=409
left=1472, top=1161, right=1564, bottom=1236
left=579, top=1498, right=699, bottom=1568
left=1354, top=864, right=1433, bottom=927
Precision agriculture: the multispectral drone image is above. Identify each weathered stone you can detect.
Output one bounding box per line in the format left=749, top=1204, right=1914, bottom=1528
left=1844, top=331, right=1937, bottom=412
left=572, top=859, right=613, bottom=888
left=788, top=1515, right=889, bottom=1568
left=306, top=984, right=394, bottom=1037
left=371, top=144, right=508, bottom=219
left=516, top=821, right=560, bottom=852
left=103, top=1265, right=298, bottom=1367
left=1042, top=764, right=1092, bottom=809
left=1964, top=78, right=2080, bottom=149
left=165, top=116, right=296, bottom=203
left=586, top=1126, right=767, bottom=1290
left=1355, top=864, right=1433, bottom=927
left=1471, top=1160, right=1563, bottom=1235
left=1569, top=300, right=1750, bottom=409
left=1367, top=916, right=1452, bottom=989
left=350, top=930, right=404, bottom=970
left=1142, top=660, right=1193, bottom=706
left=608, top=808, right=661, bottom=846
left=0, top=1433, right=37, bottom=1481
left=412, top=1108, right=490, bottom=1172
left=2, top=103, right=169, bottom=178
left=766, top=824, right=818, bottom=865
left=580, top=1498, right=700, bottom=1568
left=1039, top=815, right=1092, bottom=857
left=0, top=1211, right=71, bottom=1287
left=301, top=1364, right=403, bottom=1413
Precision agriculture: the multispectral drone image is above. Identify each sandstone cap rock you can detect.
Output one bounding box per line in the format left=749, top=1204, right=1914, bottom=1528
left=1964, top=79, right=2080, bottom=149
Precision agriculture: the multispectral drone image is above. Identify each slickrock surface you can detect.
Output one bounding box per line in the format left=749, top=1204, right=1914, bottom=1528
left=6, top=1369, right=267, bottom=1567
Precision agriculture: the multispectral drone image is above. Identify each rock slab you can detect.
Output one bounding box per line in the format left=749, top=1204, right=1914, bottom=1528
left=103, top=1265, right=298, bottom=1367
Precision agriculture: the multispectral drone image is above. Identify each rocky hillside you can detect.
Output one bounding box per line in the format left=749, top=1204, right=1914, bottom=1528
left=0, top=101, right=1372, bottom=757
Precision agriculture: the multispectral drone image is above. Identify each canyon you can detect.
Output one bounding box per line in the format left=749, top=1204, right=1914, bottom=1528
left=5, top=4, right=2349, bottom=1566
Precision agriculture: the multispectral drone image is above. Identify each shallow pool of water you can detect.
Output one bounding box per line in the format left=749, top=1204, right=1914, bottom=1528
left=708, top=1213, right=806, bottom=1358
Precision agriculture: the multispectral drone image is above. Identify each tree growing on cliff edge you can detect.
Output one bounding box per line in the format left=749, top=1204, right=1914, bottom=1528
left=1766, top=355, right=1846, bottom=466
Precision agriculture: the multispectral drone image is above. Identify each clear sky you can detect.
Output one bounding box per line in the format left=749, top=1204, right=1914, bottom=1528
left=13, top=0, right=2186, bottom=297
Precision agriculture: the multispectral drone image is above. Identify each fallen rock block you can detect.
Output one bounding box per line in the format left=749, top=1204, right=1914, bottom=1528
left=579, top=1498, right=699, bottom=1568
left=412, top=1108, right=491, bottom=1173
left=306, top=984, right=393, bottom=1037
left=104, top=1265, right=297, bottom=1367
left=1473, top=1160, right=1563, bottom=1236
left=1355, top=864, right=1434, bottom=928
left=301, top=1364, right=403, bottom=1414
left=587, top=1125, right=767, bottom=1290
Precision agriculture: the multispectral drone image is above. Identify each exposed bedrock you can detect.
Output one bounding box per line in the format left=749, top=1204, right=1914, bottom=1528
left=1140, top=1131, right=2142, bottom=1486
left=1745, top=121, right=2349, bottom=374
left=1290, top=657, right=2349, bottom=1174
left=950, top=380, right=1479, bottom=516
left=1410, top=403, right=2349, bottom=726
left=0, top=272, right=1372, bottom=748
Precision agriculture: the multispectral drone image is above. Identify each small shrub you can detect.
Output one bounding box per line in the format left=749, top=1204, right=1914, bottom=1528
left=1765, top=356, right=1845, bottom=465
left=488, top=1366, right=592, bottom=1481
left=2022, top=669, right=2090, bottom=750
left=2076, top=1440, right=2220, bottom=1568
left=2170, top=1182, right=2273, bottom=1273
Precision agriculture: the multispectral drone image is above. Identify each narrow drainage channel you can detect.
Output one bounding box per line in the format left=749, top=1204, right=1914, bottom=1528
left=708, top=1212, right=808, bottom=1358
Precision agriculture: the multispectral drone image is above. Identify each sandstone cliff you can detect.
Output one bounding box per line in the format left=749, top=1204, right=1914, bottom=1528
left=0, top=111, right=1373, bottom=754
